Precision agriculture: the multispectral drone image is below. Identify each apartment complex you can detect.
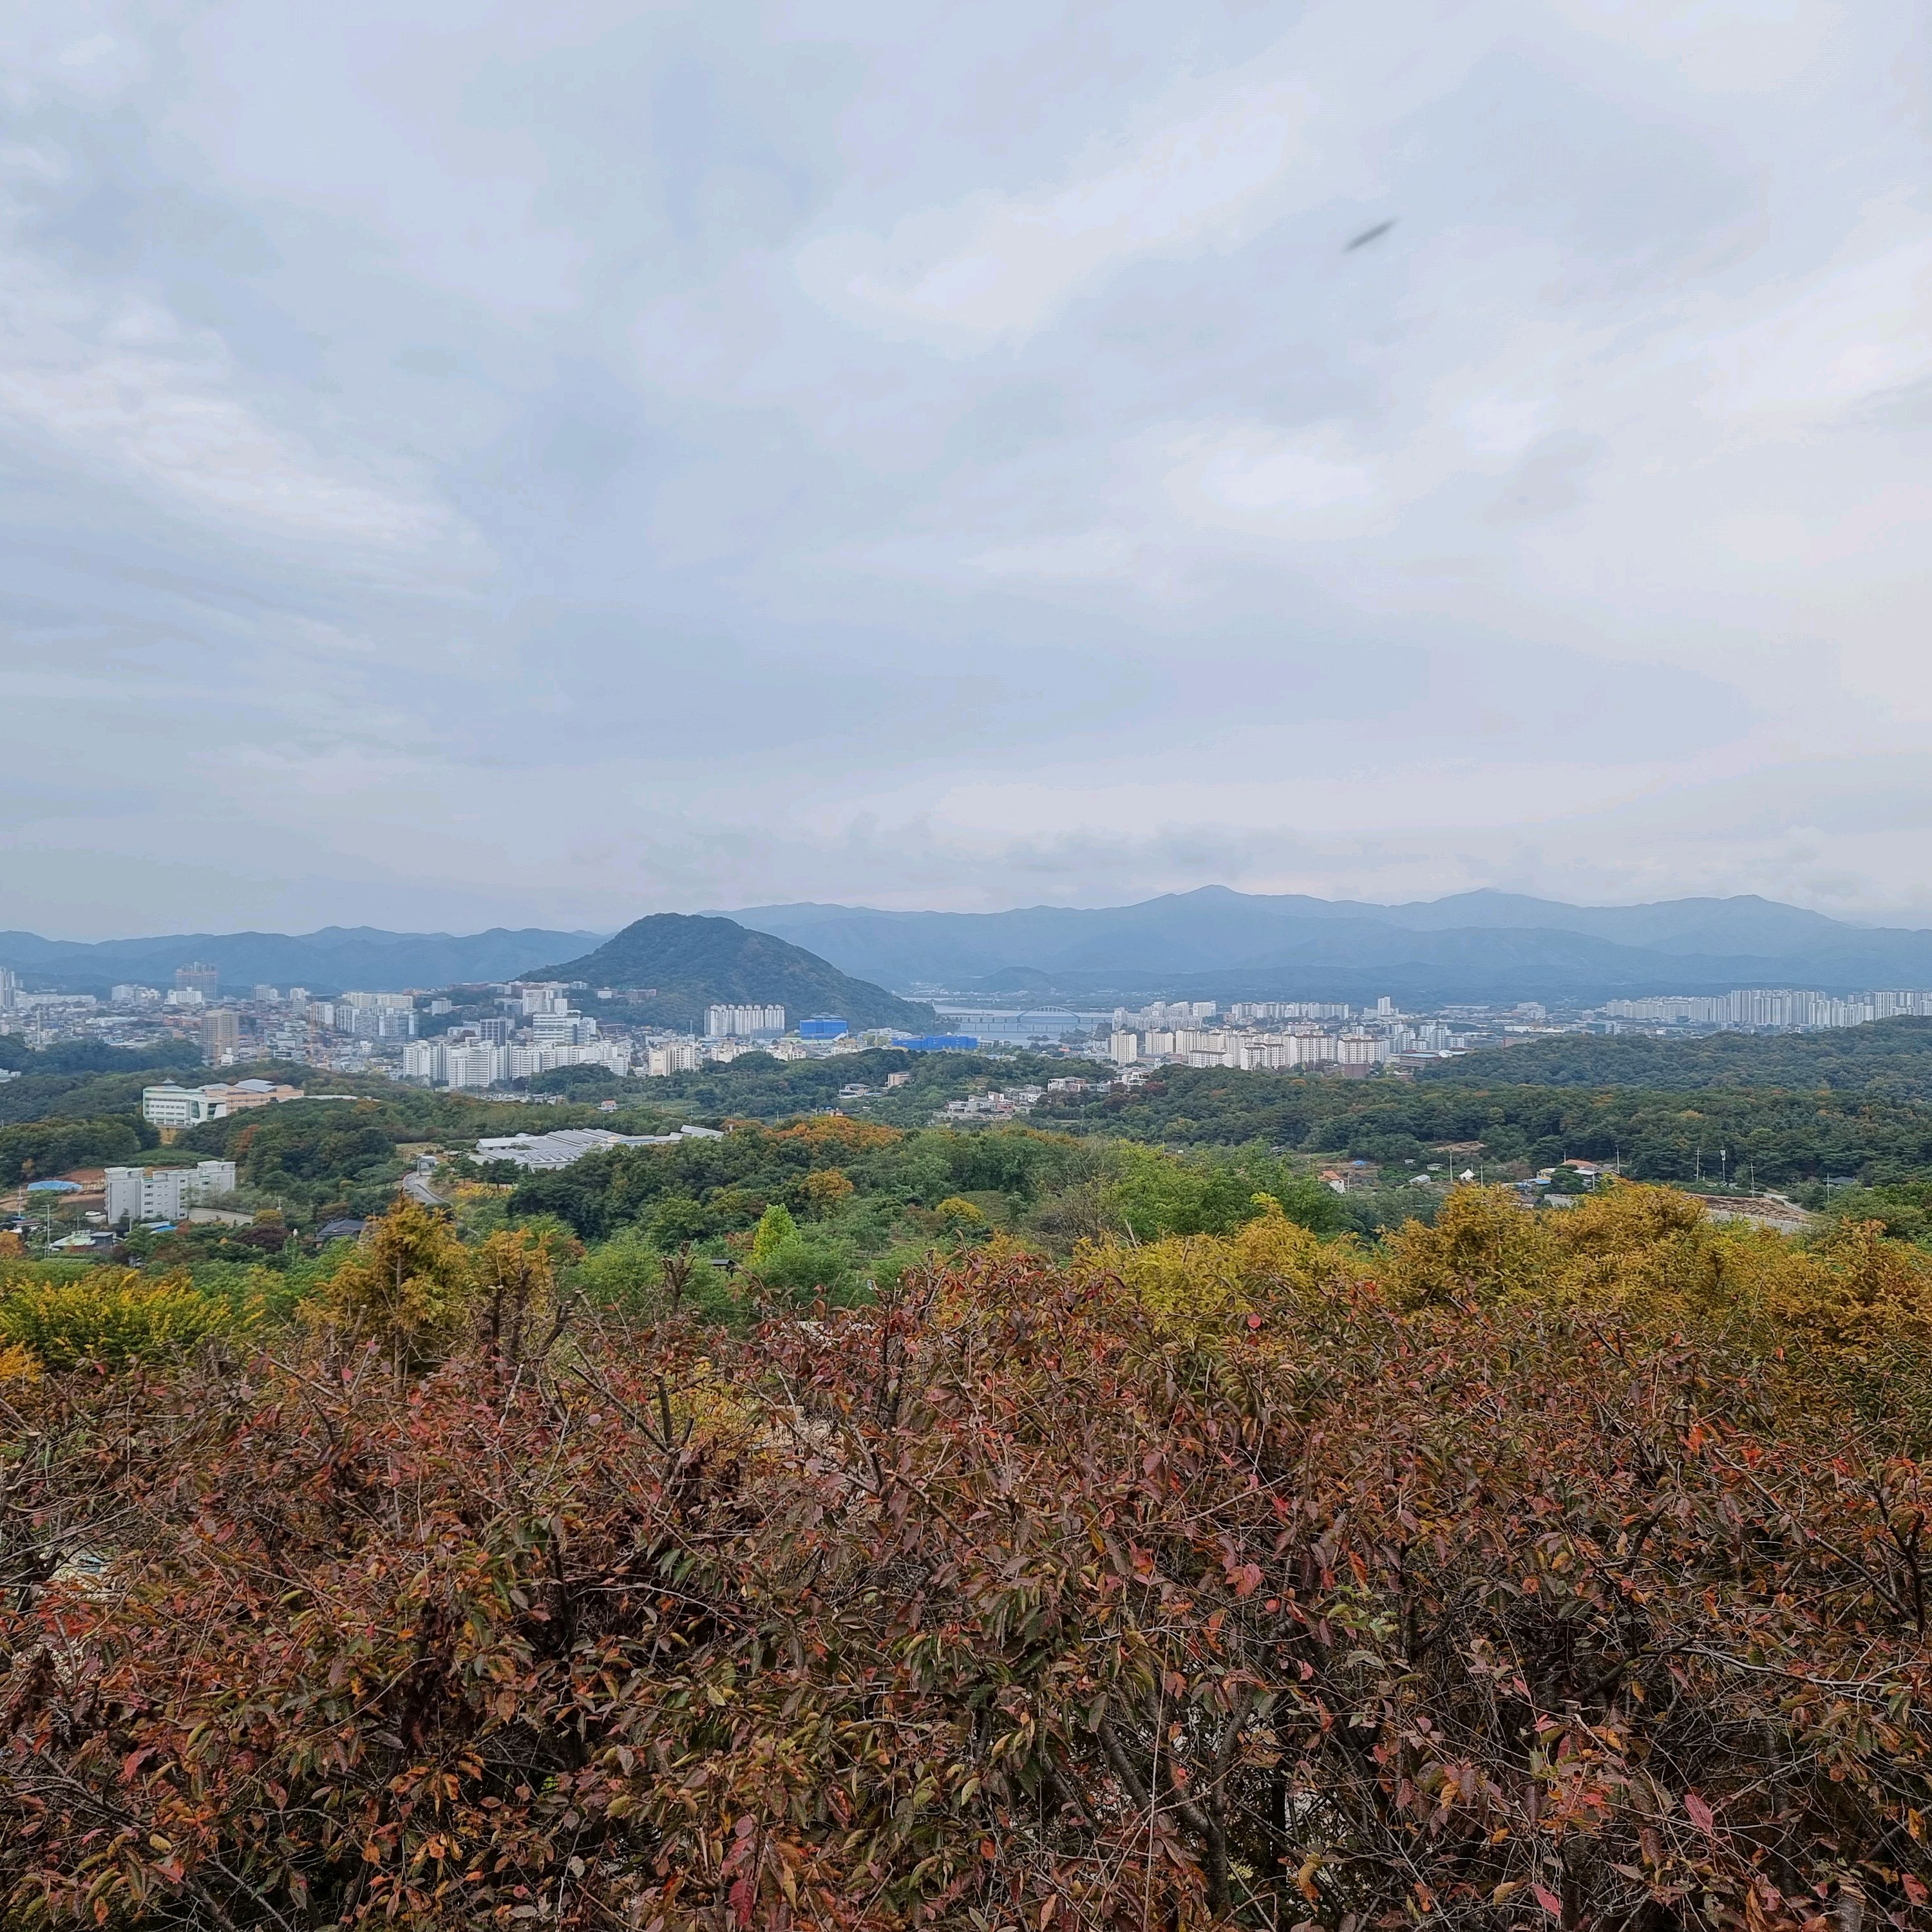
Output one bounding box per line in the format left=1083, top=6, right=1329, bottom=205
left=1602, top=989, right=1932, bottom=1028
left=402, top=1037, right=632, bottom=1088
left=705, top=1003, right=785, bottom=1037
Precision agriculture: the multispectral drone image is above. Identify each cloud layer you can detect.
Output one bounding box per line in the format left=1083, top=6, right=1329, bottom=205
left=2, top=0, right=1928, bottom=936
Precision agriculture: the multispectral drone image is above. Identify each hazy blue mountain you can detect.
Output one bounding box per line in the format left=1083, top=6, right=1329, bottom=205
left=524, top=914, right=935, bottom=1032
left=1368, top=891, right=1859, bottom=954
left=0, top=926, right=604, bottom=995
left=11, top=887, right=1930, bottom=1009
left=726, top=888, right=1932, bottom=1001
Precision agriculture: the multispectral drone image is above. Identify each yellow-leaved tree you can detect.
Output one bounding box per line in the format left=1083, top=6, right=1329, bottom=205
left=0, top=1269, right=240, bottom=1371
left=308, top=1199, right=477, bottom=1373
left=471, top=1222, right=581, bottom=1367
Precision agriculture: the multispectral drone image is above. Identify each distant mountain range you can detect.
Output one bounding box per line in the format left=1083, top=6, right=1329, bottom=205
left=724, top=888, right=1932, bottom=1004
left=529, top=915, right=934, bottom=1033
left=0, top=926, right=600, bottom=996
left=12, top=888, right=1932, bottom=1007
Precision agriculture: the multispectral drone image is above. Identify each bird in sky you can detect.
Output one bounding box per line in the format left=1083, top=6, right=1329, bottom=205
left=1345, top=219, right=1397, bottom=251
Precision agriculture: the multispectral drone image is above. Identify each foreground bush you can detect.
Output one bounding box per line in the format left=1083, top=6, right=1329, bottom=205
left=3, top=1211, right=1930, bottom=1927
left=0, top=1269, right=238, bottom=1370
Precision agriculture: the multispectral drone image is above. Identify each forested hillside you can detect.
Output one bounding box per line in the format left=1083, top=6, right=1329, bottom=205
left=527, top=913, right=934, bottom=1030
left=1036, top=1060, right=1932, bottom=1189
left=1427, top=1014, right=1932, bottom=1097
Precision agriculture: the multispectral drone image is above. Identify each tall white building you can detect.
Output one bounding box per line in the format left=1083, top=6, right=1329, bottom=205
left=335, top=992, right=417, bottom=1040
left=532, top=1011, right=597, bottom=1046
left=402, top=1039, right=448, bottom=1083
left=705, top=1003, right=786, bottom=1037
left=0, top=965, right=19, bottom=1012
left=444, top=1043, right=506, bottom=1090
left=105, top=1160, right=239, bottom=1226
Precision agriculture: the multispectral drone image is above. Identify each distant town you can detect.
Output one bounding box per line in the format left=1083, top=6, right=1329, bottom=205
left=6, top=960, right=1932, bottom=1106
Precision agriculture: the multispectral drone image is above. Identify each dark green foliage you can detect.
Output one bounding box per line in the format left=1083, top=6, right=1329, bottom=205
left=172, top=1088, right=672, bottom=1217
left=0, top=1041, right=204, bottom=1130
left=0, top=1034, right=202, bottom=1077
left=1425, top=1014, right=1932, bottom=1097
left=0, top=1115, right=144, bottom=1185
left=1037, top=1061, right=1932, bottom=1189
left=1814, top=1179, right=1932, bottom=1242
left=524, top=913, right=936, bottom=1031
left=509, top=1120, right=1106, bottom=1250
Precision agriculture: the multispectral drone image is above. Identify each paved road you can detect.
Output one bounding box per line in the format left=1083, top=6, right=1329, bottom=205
left=399, top=1171, right=450, bottom=1208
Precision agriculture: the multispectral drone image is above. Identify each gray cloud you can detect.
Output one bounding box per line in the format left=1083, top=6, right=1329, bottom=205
left=2, top=0, right=1929, bottom=937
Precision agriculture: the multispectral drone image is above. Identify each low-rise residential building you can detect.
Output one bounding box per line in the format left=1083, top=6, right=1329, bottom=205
left=940, top=1086, right=1044, bottom=1121
left=105, top=1160, right=239, bottom=1226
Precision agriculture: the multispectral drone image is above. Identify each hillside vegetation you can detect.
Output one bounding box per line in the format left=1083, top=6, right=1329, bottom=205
left=3, top=1183, right=1930, bottom=1928
left=1037, top=1061, right=1932, bottom=1191
left=1427, top=1015, right=1932, bottom=1098
left=527, top=913, right=936, bottom=1031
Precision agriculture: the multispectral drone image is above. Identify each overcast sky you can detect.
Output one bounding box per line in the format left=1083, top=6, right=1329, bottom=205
left=3, top=0, right=1929, bottom=938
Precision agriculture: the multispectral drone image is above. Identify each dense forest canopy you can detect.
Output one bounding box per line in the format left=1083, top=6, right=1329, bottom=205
left=1427, top=1015, right=1932, bottom=1097
left=1037, top=1063, right=1932, bottom=1189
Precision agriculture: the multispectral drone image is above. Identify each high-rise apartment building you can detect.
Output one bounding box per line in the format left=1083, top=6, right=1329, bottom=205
left=532, top=1011, right=598, bottom=1046
left=175, top=962, right=222, bottom=998
left=705, top=1004, right=786, bottom=1038
left=201, top=1009, right=242, bottom=1061
left=444, top=1043, right=506, bottom=1090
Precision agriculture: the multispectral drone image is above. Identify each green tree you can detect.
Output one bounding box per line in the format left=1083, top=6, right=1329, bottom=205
left=750, top=1202, right=799, bottom=1265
